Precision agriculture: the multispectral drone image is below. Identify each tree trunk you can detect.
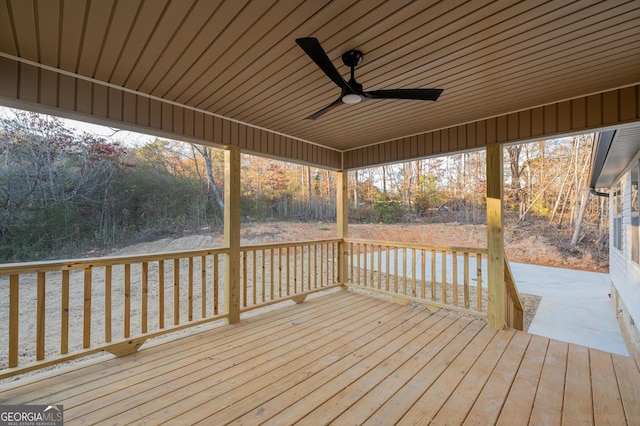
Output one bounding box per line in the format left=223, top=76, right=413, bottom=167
left=571, top=189, right=590, bottom=246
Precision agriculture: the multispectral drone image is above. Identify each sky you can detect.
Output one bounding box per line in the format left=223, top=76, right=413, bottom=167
left=0, top=105, right=155, bottom=147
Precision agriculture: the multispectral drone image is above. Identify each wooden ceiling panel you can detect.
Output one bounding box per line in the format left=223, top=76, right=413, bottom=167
left=150, top=0, right=249, bottom=99
left=162, top=0, right=268, bottom=102
left=108, top=0, right=169, bottom=87
left=124, top=0, right=197, bottom=90
left=1, top=0, right=639, bottom=159
left=0, top=1, right=17, bottom=56
left=58, top=0, right=87, bottom=72
left=137, top=0, right=230, bottom=94
left=92, top=0, right=142, bottom=81
left=76, top=1, right=117, bottom=77
left=35, top=0, right=60, bottom=67
left=8, top=0, right=37, bottom=61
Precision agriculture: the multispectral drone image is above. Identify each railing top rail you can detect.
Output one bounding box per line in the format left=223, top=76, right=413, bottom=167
left=240, top=238, right=342, bottom=251
left=0, top=247, right=230, bottom=275
left=504, top=257, right=524, bottom=311
left=343, top=238, right=488, bottom=255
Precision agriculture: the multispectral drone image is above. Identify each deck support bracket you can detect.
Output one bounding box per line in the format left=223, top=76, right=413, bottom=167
left=105, top=337, right=147, bottom=357
left=392, top=295, right=411, bottom=305
left=292, top=295, right=308, bottom=304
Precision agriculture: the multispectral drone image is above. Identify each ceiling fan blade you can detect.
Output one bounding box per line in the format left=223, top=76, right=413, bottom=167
left=305, top=97, right=343, bottom=120
left=364, top=88, right=443, bottom=101
left=296, top=37, right=351, bottom=92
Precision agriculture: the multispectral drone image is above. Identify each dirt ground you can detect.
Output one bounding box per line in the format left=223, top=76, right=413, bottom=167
left=114, top=221, right=605, bottom=273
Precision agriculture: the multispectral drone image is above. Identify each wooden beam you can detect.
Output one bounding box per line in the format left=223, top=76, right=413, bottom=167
left=486, top=144, right=505, bottom=329
left=224, top=147, right=241, bottom=323
left=336, top=170, right=348, bottom=284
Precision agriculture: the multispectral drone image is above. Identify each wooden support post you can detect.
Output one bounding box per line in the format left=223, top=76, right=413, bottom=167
left=225, top=147, right=241, bottom=323
left=487, top=144, right=506, bottom=329
left=336, top=170, right=348, bottom=285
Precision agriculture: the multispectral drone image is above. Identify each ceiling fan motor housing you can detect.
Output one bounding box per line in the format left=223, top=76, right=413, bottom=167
left=342, top=49, right=364, bottom=68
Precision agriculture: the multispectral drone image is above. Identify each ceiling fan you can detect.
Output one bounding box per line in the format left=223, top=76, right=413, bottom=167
left=295, top=37, right=444, bottom=120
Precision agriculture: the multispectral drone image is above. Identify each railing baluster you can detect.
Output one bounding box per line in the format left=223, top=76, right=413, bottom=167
left=61, top=270, right=69, bottom=354
left=270, top=249, right=275, bottom=300
left=363, top=244, right=368, bottom=287
left=173, top=259, right=180, bottom=325
left=252, top=250, right=257, bottom=305
left=394, top=246, right=399, bottom=293
left=477, top=253, right=483, bottom=312
left=313, top=244, right=318, bottom=289
left=431, top=250, right=436, bottom=301
left=83, top=267, right=92, bottom=349
left=369, top=244, right=374, bottom=285
left=464, top=253, right=470, bottom=309
left=105, top=266, right=112, bottom=343
left=188, top=257, right=194, bottom=321
left=411, top=248, right=416, bottom=297
left=36, top=272, right=45, bottom=361
left=278, top=248, right=282, bottom=298
left=261, top=249, right=266, bottom=303
left=242, top=251, right=247, bottom=308
left=452, top=251, right=458, bottom=307
left=9, top=274, right=19, bottom=367
left=421, top=249, right=426, bottom=299
left=293, top=247, right=299, bottom=294
left=201, top=255, right=207, bottom=318
left=124, top=264, right=131, bottom=338
left=402, top=247, right=407, bottom=295
left=142, top=262, right=148, bottom=333
left=441, top=250, right=447, bottom=304
left=286, top=247, right=291, bottom=296
left=213, top=254, right=219, bottom=314
left=320, top=244, right=325, bottom=291
left=308, top=244, right=311, bottom=291
left=159, top=260, right=165, bottom=329
left=385, top=246, right=390, bottom=291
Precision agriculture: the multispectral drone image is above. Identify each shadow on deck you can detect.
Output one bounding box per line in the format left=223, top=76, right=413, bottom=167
left=1, top=290, right=639, bottom=425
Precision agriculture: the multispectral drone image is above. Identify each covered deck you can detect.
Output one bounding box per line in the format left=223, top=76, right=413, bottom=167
left=2, top=2, right=640, bottom=424
left=1, top=290, right=639, bottom=425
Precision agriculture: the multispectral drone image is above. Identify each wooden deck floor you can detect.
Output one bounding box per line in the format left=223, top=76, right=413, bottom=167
left=1, top=290, right=639, bottom=425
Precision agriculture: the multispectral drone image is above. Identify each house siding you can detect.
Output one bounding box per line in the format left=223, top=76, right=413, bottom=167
left=610, top=168, right=640, bottom=357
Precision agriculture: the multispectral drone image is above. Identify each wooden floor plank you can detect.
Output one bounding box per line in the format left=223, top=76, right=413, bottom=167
left=562, top=344, right=594, bottom=425
left=396, top=325, right=496, bottom=425
left=590, top=349, right=627, bottom=425
left=463, top=331, right=532, bottom=425
left=0, top=290, right=637, bottom=426
left=53, top=293, right=374, bottom=418
left=529, top=339, right=568, bottom=426
left=0, top=290, right=353, bottom=404
left=65, top=295, right=396, bottom=423
left=245, top=313, right=470, bottom=425
left=298, top=319, right=483, bottom=424
left=200, top=308, right=447, bottom=425
left=115, top=301, right=426, bottom=424
left=362, top=318, right=488, bottom=425
left=429, top=329, right=517, bottom=425
left=327, top=315, right=471, bottom=426
left=612, top=354, right=640, bottom=425
left=496, top=334, right=549, bottom=425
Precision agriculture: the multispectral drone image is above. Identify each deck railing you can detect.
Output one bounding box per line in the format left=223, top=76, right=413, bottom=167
left=239, top=239, right=341, bottom=311
left=0, top=248, right=230, bottom=379
left=344, top=239, right=488, bottom=318
left=504, top=256, right=525, bottom=330
left=1, top=237, right=522, bottom=379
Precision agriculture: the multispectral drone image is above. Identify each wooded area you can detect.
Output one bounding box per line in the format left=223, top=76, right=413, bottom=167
left=0, top=110, right=605, bottom=263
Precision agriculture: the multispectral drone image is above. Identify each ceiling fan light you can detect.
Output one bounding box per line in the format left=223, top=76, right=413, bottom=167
left=342, top=93, right=361, bottom=104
